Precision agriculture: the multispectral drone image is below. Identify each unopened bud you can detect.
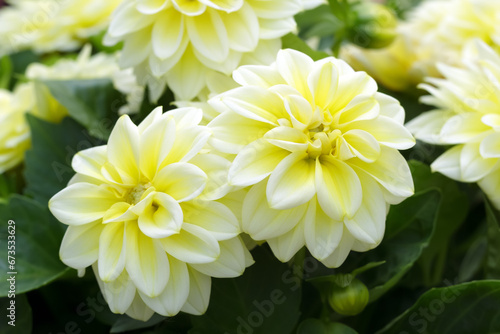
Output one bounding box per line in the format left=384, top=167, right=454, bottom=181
left=328, top=278, right=369, bottom=316
left=347, top=1, right=397, bottom=49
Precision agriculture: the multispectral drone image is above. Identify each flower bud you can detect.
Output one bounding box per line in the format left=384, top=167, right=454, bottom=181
left=328, top=278, right=369, bottom=316
left=347, top=1, right=397, bottom=49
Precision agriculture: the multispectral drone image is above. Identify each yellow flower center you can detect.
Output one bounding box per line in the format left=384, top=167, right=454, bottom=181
left=126, top=182, right=152, bottom=205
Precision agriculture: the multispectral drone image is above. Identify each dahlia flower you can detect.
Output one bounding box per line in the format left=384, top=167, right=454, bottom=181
left=407, top=40, right=500, bottom=209
left=26, top=45, right=143, bottom=121
left=49, top=107, right=252, bottom=320
left=342, top=0, right=500, bottom=91
left=104, top=0, right=304, bottom=101
left=0, top=84, right=33, bottom=173
left=0, top=45, right=143, bottom=173
left=208, top=49, right=415, bottom=267
left=0, top=0, right=121, bottom=55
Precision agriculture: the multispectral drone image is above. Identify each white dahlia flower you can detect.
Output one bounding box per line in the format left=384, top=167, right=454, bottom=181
left=407, top=40, right=500, bottom=209
left=341, top=0, right=500, bottom=92
left=0, top=0, right=121, bottom=55
left=104, top=0, right=304, bottom=101
left=49, top=107, right=252, bottom=320
left=208, top=49, right=415, bottom=267
left=26, top=45, right=144, bottom=121
left=0, top=84, right=33, bottom=173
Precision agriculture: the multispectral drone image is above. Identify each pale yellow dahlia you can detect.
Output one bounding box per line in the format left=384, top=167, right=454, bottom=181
left=0, top=46, right=143, bottom=173
left=0, top=84, right=33, bottom=173
left=208, top=49, right=415, bottom=267
left=341, top=0, right=500, bottom=91
left=49, top=107, right=252, bottom=320
left=104, top=0, right=304, bottom=101
left=0, top=0, right=121, bottom=55
left=26, top=45, right=144, bottom=122
left=407, top=40, right=500, bottom=209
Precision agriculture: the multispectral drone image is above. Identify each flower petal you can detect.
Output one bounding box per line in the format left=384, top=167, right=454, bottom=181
left=307, top=59, right=339, bottom=109
left=232, top=64, right=284, bottom=88
left=267, top=152, right=316, bottom=209
left=304, top=199, right=344, bottom=261
left=49, top=183, right=119, bottom=226
left=221, top=86, right=286, bottom=125
left=208, top=111, right=273, bottom=153
left=172, top=0, right=207, bottom=15
left=140, top=255, right=189, bottom=316
left=276, top=49, right=314, bottom=99
left=60, top=222, right=104, bottom=270
left=139, top=113, right=176, bottom=180
left=406, top=110, right=454, bottom=144
left=126, top=223, right=170, bottom=297
left=94, top=266, right=136, bottom=314
left=161, top=223, right=220, bottom=264
left=440, top=113, right=490, bottom=144
left=347, top=116, right=415, bottom=150
left=229, top=139, right=290, bottom=187
left=186, top=10, right=229, bottom=62
left=71, top=145, right=107, bottom=182
left=138, top=193, right=183, bottom=238
left=191, top=237, right=251, bottom=278
left=107, top=115, right=140, bottom=182
left=181, top=267, right=211, bottom=315
left=344, top=173, right=386, bottom=245
left=480, top=132, right=500, bottom=158
left=315, top=156, right=362, bottom=221
left=267, top=216, right=305, bottom=263
left=152, top=10, right=184, bottom=59
left=320, top=228, right=354, bottom=268
left=182, top=201, right=240, bottom=240
left=460, top=142, right=499, bottom=182
left=342, top=129, right=381, bottom=163
left=154, top=162, right=207, bottom=202
left=219, top=2, right=258, bottom=52
left=188, top=153, right=231, bottom=201
left=431, top=145, right=463, bottom=181
left=347, top=146, right=414, bottom=202
left=242, top=181, right=307, bottom=240
left=125, top=292, right=155, bottom=321
left=98, top=222, right=127, bottom=282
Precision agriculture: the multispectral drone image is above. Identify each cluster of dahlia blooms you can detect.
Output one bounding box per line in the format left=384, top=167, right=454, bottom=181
left=0, top=0, right=121, bottom=55
left=407, top=40, right=500, bottom=209
left=0, top=45, right=143, bottom=172
left=49, top=49, right=415, bottom=320
left=103, top=0, right=306, bottom=101
left=341, top=0, right=500, bottom=91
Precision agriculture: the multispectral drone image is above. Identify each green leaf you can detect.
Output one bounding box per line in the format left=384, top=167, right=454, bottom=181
left=485, top=200, right=500, bottom=279
left=409, top=160, right=469, bottom=285
left=0, top=195, right=68, bottom=296
left=42, top=79, right=123, bottom=140
left=0, top=294, right=32, bottom=333
left=10, top=50, right=39, bottom=80
left=376, top=281, right=500, bottom=334
left=309, top=261, right=385, bottom=288
left=24, top=115, right=99, bottom=205
left=297, top=318, right=358, bottom=334
left=364, top=189, right=439, bottom=301
left=190, top=247, right=302, bottom=334
left=0, top=55, right=12, bottom=89
left=281, top=33, right=330, bottom=61
left=110, top=314, right=166, bottom=333
left=296, top=5, right=340, bottom=39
